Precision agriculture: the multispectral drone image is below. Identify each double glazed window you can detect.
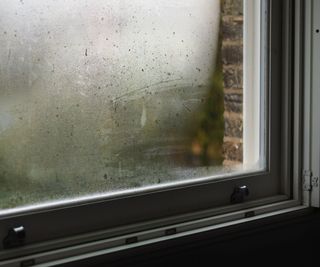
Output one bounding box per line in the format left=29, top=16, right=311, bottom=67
left=0, top=0, right=264, bottom=210
left=0, top=0, right=314, bottom=265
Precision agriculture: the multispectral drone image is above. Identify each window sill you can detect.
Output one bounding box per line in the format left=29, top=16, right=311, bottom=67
left=0, top=199, right=309, bottom=267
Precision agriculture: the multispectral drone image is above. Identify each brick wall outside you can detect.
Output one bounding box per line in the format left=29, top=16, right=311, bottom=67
left=221, top=0, right=243, bottom=165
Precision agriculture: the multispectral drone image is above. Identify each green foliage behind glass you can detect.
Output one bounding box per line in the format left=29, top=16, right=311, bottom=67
left=189, top=8, right=224, bottom=166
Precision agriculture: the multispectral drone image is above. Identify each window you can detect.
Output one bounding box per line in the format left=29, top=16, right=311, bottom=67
left=0, top=0, right=266, bottom=209
left=0, top=0, right=309, bottom=265
left=0, top=0, right=265, bottom=210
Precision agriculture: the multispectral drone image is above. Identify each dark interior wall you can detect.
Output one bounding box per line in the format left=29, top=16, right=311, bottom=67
left=63, top=209, right=320, bottom=267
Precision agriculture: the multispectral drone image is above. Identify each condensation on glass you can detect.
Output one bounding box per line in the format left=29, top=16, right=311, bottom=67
left=0, top=0, right=262, bottom=210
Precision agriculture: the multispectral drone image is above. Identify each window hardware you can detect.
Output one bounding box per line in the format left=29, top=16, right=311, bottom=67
left=244, top=211, right=256, bottom=218
left=165, top=228, right=177, bottom=236
left=20, top=259, right=35, bottom=267
left=303, top=170, right=312, bottom=191
left=125, top=236, right=138, bottom=244
left=311, top=176, right=319, bottom=188
left=302, top=169, right=319, bottom=193
left=3, top=226, right=26, bottom=249
left=230, top=185, right=249, bottom=204
left=302, top=170, right=319, bottom=192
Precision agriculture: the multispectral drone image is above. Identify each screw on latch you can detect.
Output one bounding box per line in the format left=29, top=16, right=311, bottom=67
left=230, top=185, right=249, bottom=204
left=3, top=226, right=26, bottom=249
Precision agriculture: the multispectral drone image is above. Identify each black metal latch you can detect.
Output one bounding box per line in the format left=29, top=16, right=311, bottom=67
left=231, top=185, right=249, bottom=204
left=3, top=226, right=26, bottom=249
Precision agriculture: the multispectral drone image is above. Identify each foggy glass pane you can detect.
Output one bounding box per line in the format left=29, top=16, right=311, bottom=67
left=0, top=0, right=248, bottom=209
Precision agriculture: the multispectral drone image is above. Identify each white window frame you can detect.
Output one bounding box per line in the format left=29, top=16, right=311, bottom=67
left=243, top=0, right=261, bottom=166
left=303, top=0, right=320, bottom=207
left=0, top=0, right=310, bottom=266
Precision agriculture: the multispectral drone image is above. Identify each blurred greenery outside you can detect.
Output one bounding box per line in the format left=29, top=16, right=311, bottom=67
left=189, top=33, right=224, bottom=166
left=0, top=4, right=226, bottom=210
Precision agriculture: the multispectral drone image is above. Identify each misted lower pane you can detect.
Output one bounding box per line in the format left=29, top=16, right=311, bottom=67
left=0, top=0, right=262, bottom=209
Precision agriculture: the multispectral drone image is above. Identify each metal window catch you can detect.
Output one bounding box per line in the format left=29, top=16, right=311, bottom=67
left=231, top=185, right=249, bottom=204
left=3, top=226, right=26, bottom=249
